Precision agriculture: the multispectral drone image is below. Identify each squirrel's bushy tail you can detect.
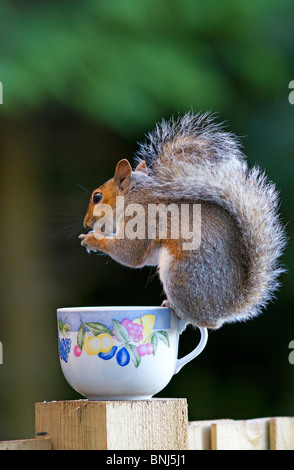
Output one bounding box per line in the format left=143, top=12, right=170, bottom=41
left=135, top=112, right=287, bottom=325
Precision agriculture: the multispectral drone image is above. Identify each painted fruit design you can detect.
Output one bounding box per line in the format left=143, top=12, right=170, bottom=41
left=58, top=314, right=170, bottom=368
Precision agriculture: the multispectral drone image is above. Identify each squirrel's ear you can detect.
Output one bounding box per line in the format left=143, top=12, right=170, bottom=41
left=135, top=160, right=148, bottom=175
left=114, top=159, right=132, bottom=189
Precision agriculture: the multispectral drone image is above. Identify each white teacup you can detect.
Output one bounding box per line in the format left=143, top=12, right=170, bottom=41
left=57, top=306, right=208, bottom=400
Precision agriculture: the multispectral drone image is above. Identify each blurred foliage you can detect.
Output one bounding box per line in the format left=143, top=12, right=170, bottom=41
left=0, top=0, right=294, bottom=440
left=1, top=0, right=293, bottom=135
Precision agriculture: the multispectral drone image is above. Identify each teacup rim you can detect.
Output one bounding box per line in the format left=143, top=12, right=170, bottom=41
left=57, top=306, right=170, bottom=313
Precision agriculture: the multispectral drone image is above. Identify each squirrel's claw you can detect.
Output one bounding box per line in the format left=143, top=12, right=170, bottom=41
left=79, top=232, right=98, bottom=254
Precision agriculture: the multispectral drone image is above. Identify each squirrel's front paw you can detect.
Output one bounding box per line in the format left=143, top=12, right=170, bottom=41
left=79, top=232, right=99, bottom=253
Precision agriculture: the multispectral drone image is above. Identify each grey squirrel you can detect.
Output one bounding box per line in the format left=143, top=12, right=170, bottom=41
left=79, top=112, right=286, bottom=329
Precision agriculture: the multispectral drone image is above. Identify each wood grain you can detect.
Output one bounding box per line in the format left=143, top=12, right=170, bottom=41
left=35, top=399, right=188, bottom=450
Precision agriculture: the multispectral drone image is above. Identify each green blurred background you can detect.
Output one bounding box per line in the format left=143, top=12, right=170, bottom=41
left=0, top=0, right=293, bottom=440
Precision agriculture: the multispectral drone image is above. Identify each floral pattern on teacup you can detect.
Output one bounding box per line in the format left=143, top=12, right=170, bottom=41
left=58, top=314, right=170, bottom=368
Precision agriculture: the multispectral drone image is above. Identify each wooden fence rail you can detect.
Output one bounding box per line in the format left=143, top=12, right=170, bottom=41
left=188, top=417, right=294, bottom=450
left=0, top=399, right=294, bottom=450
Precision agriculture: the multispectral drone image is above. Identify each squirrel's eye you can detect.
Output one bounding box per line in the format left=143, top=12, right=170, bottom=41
left=93, top=192, right=102, bottom=204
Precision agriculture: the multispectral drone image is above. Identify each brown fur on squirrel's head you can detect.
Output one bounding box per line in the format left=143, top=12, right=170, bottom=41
left=83, top=159, right=148, bottom=232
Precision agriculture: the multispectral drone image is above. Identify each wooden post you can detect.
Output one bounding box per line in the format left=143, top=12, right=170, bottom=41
left=270, top=417, right=294, bottom=450
left=211, top=418, right=269, bottom=450
left=0, top=435, right=51, bottom=450
left=35, top=399, right=188, bottom=450
left=188, top=420, right=214, bottom=450
left=188, top=420, right=233, bottom=450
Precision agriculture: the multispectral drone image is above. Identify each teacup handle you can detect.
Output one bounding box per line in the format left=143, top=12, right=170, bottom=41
left=174, top=320, right=208, bottom=374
